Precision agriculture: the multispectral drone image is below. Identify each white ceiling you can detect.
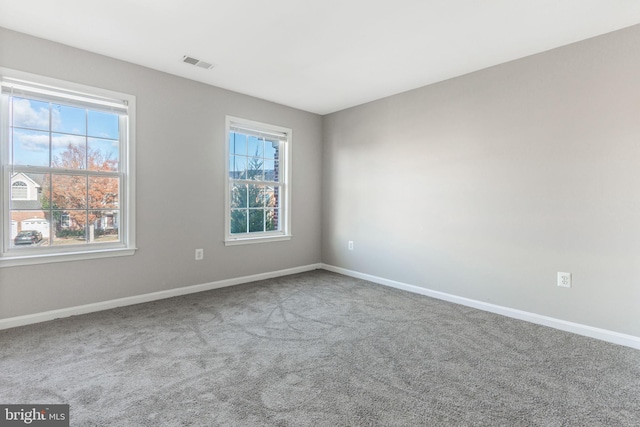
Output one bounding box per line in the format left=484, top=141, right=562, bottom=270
left=1, top=1, right=640, bottom=115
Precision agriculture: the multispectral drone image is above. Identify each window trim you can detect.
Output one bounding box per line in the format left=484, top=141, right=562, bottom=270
left=0, top=67, right=136, bottom=267
left=224, top=116, right=291, bottom=246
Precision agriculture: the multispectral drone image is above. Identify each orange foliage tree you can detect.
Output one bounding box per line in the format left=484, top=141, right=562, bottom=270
left=42, top=144, right=118, bottom=232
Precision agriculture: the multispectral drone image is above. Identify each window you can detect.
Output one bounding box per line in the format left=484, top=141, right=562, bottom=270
left=225, top=116, right=291, bottom=245
left=11, top=181, right=27, bottom=199
left=1, top=68, right=136, bottom=267
left=60, top=213, right=70, bottom=228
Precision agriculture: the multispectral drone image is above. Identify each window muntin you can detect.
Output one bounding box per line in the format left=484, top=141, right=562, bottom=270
left=225, top=117, right=290, bottom=244
left=1, top=70, right=135, bottom=266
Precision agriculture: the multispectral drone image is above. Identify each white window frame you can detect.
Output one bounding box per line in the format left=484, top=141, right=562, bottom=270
left=0, top=68, right=136, bottom=267
left=224, top=116, right=291, bottom=245
left=60, top=213, right=70, bottom=228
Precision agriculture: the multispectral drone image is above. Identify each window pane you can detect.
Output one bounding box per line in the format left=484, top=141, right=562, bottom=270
left=264, top=160, right=276, bottom=182
left=230, top=209, right=247, bottom=234
left=266, top=208, right=277, bottom=231
left=249, top=209, right=264, bottom=233
left=52, top=134, right=86, bottom=169
left=52, top=211, right=87, bottom=246
left=90, top=210, right=120, bottom=243
left=10, top=211, right=49, bottom=248
left=248, top=184, right=264, bottom=208
left=12, top=98, right=50, bottom=131
left=264, top=186, right=278, bottom=208
left=88, top=137, right=119, bottom=171
left=51, top=174, right=87, bottom=210
left=12, top=128, right=50, bottom=166
left=246, top=156, right=264, bottom=181
left=9, top=172, right=46, bottom=208
left=89, top=176, right=119, bottom=209
left=231, top=184, right=247, bottom=209
left=230, top=155, right=247, bottom=180
left=39, top=173, right=52, bottom=208
left=52, top=104, right=86, bottom=135
left=247, top=136, right=263, bottom=157
left=230, top=132, right=246, bottom=156
left=88, top=111, right=119, bottom=139
left=264, top=140, right=278, bottom=161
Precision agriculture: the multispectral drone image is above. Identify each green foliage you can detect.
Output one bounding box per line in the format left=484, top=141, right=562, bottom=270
left=56, top=229, right=85, bottom=238
left=40, top=194, right=62, bottom=223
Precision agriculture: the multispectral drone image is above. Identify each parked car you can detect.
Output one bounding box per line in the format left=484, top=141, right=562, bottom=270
left=14, top=230, right=42, bottom=245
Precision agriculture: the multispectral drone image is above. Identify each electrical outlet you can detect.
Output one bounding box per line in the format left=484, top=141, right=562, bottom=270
left=557, top=272, right=571, bottom=288
left=195, top=248, right=204, bottom=261
left=348, top=241, right=354, bottom=251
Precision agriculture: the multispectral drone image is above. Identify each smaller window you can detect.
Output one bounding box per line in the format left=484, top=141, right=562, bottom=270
left=225, top=116, right=291, bottom=245
left=11, top=181, right=27, bottom=200
left=61, top=213, right=70, bottom=228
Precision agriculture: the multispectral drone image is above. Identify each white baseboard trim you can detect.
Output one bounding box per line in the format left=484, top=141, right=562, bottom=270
left=0, top=263, right=323, bottom=331
left=321, top=264, right=640, bottom=350
left=4, top=262, right=638, bottom=350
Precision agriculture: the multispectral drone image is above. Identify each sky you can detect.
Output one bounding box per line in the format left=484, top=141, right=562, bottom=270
left=10, top=96, right=120, bottom=169
left=229, top=131, right=278, bottom=181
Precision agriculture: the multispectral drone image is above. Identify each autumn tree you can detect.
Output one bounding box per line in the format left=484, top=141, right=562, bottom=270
left=41, top=143, right=118, bottom=235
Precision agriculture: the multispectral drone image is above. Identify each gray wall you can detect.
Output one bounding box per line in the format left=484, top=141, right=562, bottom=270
left=2, top=24, right=639, bottom=338
left=323, top=25, right=640, bottom=337
left=0, top=28, right=323, bottom=319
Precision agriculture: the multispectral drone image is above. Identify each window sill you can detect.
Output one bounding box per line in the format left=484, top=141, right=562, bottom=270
left=0, top=247, right=137, bottom=268
left=224, top=234, right=291, bottom=246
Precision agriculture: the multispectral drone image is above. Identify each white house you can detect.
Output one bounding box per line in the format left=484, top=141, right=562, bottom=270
left=10, top=172, right=49, bottom=239
left=11, top=172, right=40, bottom=202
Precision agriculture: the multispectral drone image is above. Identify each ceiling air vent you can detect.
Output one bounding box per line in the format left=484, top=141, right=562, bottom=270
left=182, top=55, right=214, bottom=70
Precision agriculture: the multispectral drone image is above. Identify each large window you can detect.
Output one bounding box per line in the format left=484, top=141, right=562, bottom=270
left=225, top=116, right=291, bottom=245
left=0, top=69, right=136, bottom=267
